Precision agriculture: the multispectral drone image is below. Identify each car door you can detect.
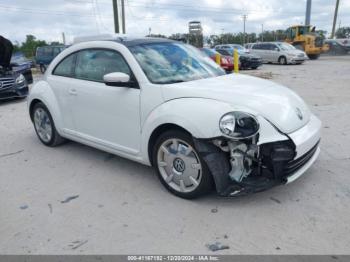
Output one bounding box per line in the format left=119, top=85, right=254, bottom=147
left=262, top=43, right=274, bottom=62
left=252, top=44, right=265, bottom=61
left=67, top=48, right=141, bottom=155
left=48, top=52, right=77, bottom=131
left=269, top=43, right=280, bottom=63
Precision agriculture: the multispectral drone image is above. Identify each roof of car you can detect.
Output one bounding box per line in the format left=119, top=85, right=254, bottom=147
left=73, top=34, right=175, bottom=47
left=116, top=37, right=175, bottom=47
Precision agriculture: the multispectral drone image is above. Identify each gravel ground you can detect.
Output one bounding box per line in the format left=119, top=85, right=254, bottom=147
left=0, top=55, right=349, bottom=255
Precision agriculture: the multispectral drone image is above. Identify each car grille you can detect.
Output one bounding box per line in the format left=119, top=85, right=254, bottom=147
left=0, top=78, right=15, bottom=90
left=284, top=141, right=320, bottom=176
left=297, top=53, right=305, bottom=58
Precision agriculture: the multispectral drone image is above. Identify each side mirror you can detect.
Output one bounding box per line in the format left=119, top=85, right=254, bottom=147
left=103, top=72, right=138, bottom=88
left=274, top=48, right=280, bottom=52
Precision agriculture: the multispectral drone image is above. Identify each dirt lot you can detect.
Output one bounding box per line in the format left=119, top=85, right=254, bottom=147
left=0, top=55, right=349, bottom=254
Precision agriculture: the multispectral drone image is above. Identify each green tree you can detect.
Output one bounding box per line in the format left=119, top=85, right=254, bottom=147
left=335, top=27, right=350, bottom=38
left=20, top=35, right=47, bottom=58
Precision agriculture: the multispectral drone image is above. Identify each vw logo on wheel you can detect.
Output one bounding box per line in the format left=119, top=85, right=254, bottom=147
left=173, top=158, right=186, bottom=173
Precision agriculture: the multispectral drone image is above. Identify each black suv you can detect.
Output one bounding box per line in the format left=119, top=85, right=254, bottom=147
left=215, top=45, right=262, bottom=70
left=0, top=36, right=32, bottom=100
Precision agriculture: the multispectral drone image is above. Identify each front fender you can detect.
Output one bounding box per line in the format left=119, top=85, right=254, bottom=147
left=28, top=81, right=63, bottom=133
left=140, top=98, right=233, bottom=163
left=140, top=97, right=290, bottom=164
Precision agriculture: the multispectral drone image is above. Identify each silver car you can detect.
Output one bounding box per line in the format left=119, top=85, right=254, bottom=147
left=249, top=42, right=307, bottom=65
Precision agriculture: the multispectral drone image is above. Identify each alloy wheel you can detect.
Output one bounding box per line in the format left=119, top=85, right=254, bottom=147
left=34, top=108, right=53, bottom=143
left=157, top=138, right=202, bottom=193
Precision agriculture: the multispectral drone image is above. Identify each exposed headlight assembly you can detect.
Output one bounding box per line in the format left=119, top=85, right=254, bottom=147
left=219, top=112, right=260, bottom=139
left=15, top=74, right=25, bottom=84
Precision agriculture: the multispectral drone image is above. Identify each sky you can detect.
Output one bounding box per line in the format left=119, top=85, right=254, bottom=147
left=0, top=0, right=349, bottom=44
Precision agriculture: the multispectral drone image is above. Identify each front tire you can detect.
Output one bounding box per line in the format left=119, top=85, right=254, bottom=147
left=152, top=130, right=213, bottom=199
left=32, top=102, right=66, bottom=147
left=279, top=56, right=287, bottom=65
left=39, top=64, right=46, bottom=74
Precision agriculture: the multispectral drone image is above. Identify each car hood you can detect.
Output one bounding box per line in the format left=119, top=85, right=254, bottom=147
left=161, top=73, right=311, bottom=134
left=0, top=36, right=13, bottom=68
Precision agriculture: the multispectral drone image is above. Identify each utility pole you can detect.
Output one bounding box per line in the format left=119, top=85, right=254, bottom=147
left=242, top=14, right=247, bottom=44
left=121, top=0, right=126, bottom=33
left=331, top=0, right=340, bottom=39
left=261, top=24, right=264, bottom=42
left=305, top=0, right=312, bottom=25
left=62, top=32, right=66, bottom=45
left=112, top=0, right=119, bottom=33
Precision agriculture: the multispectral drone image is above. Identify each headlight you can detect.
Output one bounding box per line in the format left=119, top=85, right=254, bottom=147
left=15, top=74, right=25, bottom=84
left=219, top=112, right=259, bottom=139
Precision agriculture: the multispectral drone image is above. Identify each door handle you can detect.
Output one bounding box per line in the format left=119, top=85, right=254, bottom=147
left=68, top=89, right=77, bottom=96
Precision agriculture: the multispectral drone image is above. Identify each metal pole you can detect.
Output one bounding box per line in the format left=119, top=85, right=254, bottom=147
left=121, top=0, right=126, bottom=34
left=261, top=24, right=264, bottom=42
left=233, top=49, right=239, bottom=73
left=331, top=0, right=340, bottom=39
left=112, top=0, right=119, bottom=33
left=305, top=0, right=312, bottom=25
left=62, top=32, right=66, bottom=45
left=242, top=14, right=247, bottom=45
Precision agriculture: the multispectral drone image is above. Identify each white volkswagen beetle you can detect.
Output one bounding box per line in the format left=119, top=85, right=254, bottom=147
left=28, top=36, right=321, bottom=199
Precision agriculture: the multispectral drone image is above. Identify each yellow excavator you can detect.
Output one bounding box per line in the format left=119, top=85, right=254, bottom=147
left=285, top=25, right=329, bottom=59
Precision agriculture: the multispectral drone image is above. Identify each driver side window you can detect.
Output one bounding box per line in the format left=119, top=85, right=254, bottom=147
left=75, top=49, right=131, bottom=82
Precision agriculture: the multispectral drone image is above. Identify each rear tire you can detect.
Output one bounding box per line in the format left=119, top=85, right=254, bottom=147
left=152, top=130, right=213, bottom=199
left=32, top=102, right=66, bottom=147
left=308, top=54, right=320, bottom=60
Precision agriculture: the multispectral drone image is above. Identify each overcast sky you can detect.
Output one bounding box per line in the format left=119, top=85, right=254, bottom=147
left=0, top=0, right=349, bottom=44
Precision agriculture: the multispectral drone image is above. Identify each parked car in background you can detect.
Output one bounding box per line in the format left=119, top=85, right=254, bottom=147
left=244, top=43, right=254, bottom=50
left=215, top=44, right=250, bottom=54
left=249, top=42, right=308, bottom=65
left=28, top=36, right=321, bottom=199
left=215, top=45, right=262, bottom=70
left=35, top=45, right=66, bottom=73
left=324, top=39, right=350, bottom=55
left=11, top=51, right=34, bottom=84
left=200, top=47, right=237, bottom=72
left=0, top=36, right=30, bottom=100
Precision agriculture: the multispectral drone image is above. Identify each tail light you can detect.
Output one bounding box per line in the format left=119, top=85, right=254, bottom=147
left=221, top=57, right=229, bottom=64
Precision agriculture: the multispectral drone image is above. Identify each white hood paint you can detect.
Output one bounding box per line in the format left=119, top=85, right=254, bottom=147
left=162, top=73, right=311, bottom=134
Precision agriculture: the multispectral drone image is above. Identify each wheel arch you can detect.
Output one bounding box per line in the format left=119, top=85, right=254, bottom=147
left=147, top=123, right=192, bottom=166
left=28, top=80, right=63, bottom=132
left=278, top=55, right=287, bottom=64
left=29, top=98, right=43, bottom=121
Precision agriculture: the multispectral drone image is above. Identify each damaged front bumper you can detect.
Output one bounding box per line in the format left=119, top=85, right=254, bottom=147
left=194, top=114, right=321, bottom=197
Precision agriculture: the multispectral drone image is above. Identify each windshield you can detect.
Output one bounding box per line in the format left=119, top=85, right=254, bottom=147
left=276, top=43, right=296, bottom=51
left=231, top=44, right=244, bottom=50
left=201, top=48, right=217, bottom=57
left=129, top=42, right=225, bottom=84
